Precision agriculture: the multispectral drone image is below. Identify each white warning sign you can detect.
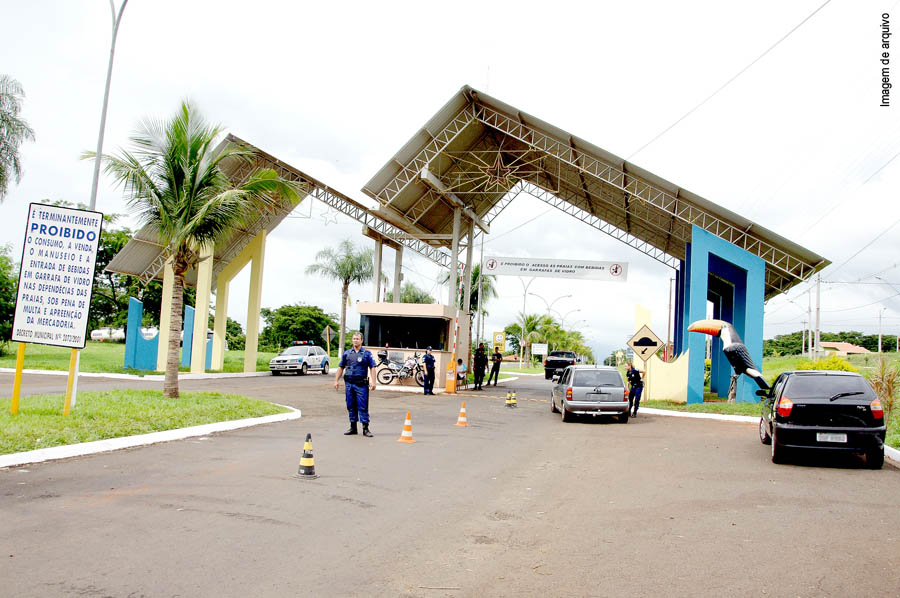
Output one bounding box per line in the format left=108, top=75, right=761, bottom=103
left=12, top=203, right=103, bottom=349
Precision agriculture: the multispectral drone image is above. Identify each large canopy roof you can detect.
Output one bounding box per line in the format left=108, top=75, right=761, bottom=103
left=106, top=135, right=454, bottom=287
left=362, top=85, right=828, bottom=299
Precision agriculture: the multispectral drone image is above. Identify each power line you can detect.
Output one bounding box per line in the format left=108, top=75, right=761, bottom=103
left=627, top=0, right=833, bottom=159
left=824, top=214, right=900, bottom=280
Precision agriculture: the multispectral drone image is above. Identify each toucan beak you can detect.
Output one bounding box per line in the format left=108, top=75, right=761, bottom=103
left=688, top=319, right=726, bottom=337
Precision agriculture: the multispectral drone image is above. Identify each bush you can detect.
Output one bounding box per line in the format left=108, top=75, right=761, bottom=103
left=867, top=357, right=898, bottom=424
left=795, top=354, right=858, bottom=372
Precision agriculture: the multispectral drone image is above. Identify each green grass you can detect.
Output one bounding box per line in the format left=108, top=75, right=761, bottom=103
left=500, top=363, right=546, bottom=374
left=0, top=389, right=288, bottom=455
left=0, top=341, right=277, bottom=375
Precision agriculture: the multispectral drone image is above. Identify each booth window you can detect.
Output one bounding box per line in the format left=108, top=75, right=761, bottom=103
left=360, top=315, right=447, bottom=350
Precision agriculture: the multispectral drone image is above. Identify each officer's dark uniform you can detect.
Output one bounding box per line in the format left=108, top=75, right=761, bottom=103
left=339, top=346, right=377, bottom=435
left=627, top=366, right=644, bottom=416
left=423, top=348, right=436, bottom=395
left=486, top=349, right=502, bottom=386
left=473, top=345, right=488, bottom=390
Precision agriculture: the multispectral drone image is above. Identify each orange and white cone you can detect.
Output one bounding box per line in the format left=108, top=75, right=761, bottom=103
left=455, top=401, right=468, bottom=427
left=397, top=411, right=416, bottom=443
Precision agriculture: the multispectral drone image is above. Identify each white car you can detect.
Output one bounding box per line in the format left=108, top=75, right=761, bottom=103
left=90, top=327, right=125, bottom=342
left=269, top=343, right=330, bottom=375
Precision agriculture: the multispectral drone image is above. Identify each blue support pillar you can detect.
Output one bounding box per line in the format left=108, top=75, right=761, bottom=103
left=685, top=226, right=766, bottom=404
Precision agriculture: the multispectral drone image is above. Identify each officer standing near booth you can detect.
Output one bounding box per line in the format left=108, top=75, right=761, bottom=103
left=473, top=343, right=488, bottom=390
left=333, top=332, right=377, bottom=436
left=423, top=346, right=436, bottom=395
left=486, top=346, right=503, bottom=386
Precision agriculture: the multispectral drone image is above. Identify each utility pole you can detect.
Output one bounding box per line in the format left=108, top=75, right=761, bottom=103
left=801, top=322, right=807, bottom=358
left=879, top=307, right=886, bottom=353
left=807, top=289, right=813, bottom=359
left=518, top=277, right=535, bottom=369
left=814, top=274, right=821, bottom=361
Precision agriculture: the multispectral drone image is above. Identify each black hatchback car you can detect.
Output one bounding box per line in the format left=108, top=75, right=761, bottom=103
left=758, top=370, right=886, bottom=468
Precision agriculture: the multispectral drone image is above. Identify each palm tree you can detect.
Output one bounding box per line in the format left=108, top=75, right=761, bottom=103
left=90, top=100, right=299, bottom=397
left=0, top=75, right=35, bottom=201
left=506, top=313, right=553, bottom=364
left=385, top=281, right=435, bottom=304
left=440, top=263, right=498, bottom=312
left=306, top=239, right=375, bottom=353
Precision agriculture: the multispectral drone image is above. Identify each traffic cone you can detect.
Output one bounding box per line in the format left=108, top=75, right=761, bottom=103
left=511, top=391, right=518, bottom=408
left=295, top=433, right=318, bottom=479
left=397, top=411, right=416, bottom=443
left=506, top=391, right=513, bottom=408
left=455, top=401, right=468, bottom=427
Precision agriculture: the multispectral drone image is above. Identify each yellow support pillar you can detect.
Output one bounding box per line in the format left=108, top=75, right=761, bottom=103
left=11, top=342, right=26, bottom=414
left=244, top=230, right=266, bottom=373
left=156, top=258, right=175, bottom=372
left=190, top=244, right=214, bottom=374
left=211, top=278, right=230, bottom=371
left=63, top=348, right=78, bottom=416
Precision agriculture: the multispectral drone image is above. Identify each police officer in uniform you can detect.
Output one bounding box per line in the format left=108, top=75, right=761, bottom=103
left=422, top=346, right=436, bottom=395
left=626, top=362, right=644, bottom=417
left=486, top=346, right=502, bottom=386
left=473, top=343, right=488, bottom=390
left=333, top=332, right=377, bottom=436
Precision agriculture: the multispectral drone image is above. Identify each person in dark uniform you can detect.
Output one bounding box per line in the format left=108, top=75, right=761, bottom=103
left=423, top=346, right=436, bottom=395
left=333, top=332, right=377, bottom=436
left=626, top=362, right=644, bottom=417
left=473, top=343, right=488, bottom=390
left=486, top=346, right=502, bottom=386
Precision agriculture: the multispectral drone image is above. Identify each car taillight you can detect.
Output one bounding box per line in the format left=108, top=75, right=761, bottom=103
left=566, top=387, right=572, bottom=401
left=776, top=397, right=793, bottom=417
left=871, top=398, right=884, bottom=419
left=623, top=387, right=628, bottom=401
left=571, top=359, right=576, bottom=365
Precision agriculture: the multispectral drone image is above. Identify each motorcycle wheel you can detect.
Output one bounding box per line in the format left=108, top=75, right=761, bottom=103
left=376, top=368, right=394, bottom=385
left=415, top=369, right=425, bottom=387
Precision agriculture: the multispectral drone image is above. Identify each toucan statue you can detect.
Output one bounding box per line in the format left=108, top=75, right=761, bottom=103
left=688, top=319, right=770, bottom=391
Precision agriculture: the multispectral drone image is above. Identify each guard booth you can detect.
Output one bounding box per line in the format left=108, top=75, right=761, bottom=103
left=357, top=302, right=469, bottom=389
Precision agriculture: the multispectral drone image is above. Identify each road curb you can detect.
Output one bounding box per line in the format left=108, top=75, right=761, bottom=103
left=0, top=404, right=301, bottom=469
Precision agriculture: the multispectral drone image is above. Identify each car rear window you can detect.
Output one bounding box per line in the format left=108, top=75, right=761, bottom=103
left=573, top=370, right=623, bottom=387
left=550, top=352, right=576, bottom=359
left=784, top=374, right=873, bottom=399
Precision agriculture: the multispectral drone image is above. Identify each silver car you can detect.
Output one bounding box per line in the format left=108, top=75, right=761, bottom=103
left=550, top=365, right=630, bottom=423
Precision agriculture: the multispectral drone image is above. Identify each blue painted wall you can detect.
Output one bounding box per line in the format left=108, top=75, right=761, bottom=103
left=124, top=297, right=159, bottom=371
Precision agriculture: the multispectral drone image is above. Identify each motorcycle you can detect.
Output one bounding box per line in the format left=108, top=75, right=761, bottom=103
left=376, top=350, right=425, bottom=386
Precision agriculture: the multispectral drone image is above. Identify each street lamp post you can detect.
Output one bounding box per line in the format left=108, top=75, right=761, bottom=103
left=556, top=308, right=581, bottom=329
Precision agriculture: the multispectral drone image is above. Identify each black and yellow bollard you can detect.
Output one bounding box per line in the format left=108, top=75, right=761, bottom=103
left=505, top=391, right=513, bottom=408
left=511, top=391, right=518, bottom=408
left=296, top=433, right=318, bottom=479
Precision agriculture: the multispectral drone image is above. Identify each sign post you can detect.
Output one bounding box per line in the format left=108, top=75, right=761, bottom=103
left=627, top=325, right=662, bottom=363
left=321, top=325, right=334, bottom=359
left=12, top=203, right=103, bottom=415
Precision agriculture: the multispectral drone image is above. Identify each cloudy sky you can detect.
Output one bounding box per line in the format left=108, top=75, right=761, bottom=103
left=2, top=0, right=899, bottom=359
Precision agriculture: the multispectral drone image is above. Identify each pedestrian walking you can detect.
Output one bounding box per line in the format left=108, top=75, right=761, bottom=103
left=334, top=332, right=377, bottom=436
left=626, top=362, right=644, bottom=417
left=473, top=343, right=488, bottom=390
left=423, top=346, right=436, bottom=395
left=486, top=346, right=502, bottom=386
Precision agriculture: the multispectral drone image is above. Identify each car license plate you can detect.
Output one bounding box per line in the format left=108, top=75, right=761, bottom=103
left=817, top=433, right=847, bottom=443
left=589, top=393, right=615, bottom=402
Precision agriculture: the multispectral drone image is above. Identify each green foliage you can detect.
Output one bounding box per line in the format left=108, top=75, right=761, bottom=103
left=0, top=74, right=36, bottom=201
left=0, top=244, right=17, bottom=353
left=505, top=312, right=594, bottom=364
left=384, top=281, right=435, bottom=304
left=794, top=354, right=858, bottom=372
left=867, top=357, right=899, bottom=425
left=260, top=304, right=338, bottom=351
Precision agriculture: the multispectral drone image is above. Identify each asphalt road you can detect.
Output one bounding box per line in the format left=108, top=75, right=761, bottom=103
left=2, top=371, right=899, bottom=597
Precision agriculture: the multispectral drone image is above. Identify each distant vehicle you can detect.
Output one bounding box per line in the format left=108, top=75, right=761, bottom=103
left=90, top=327, right=125, bottom=342
left=758, top=370, right=885, bottom=468
left=544, top=350, right=577, bottom=379
left=269, top=342, right=329, bottom=376
left=550, top=365, right=630, bottom=423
